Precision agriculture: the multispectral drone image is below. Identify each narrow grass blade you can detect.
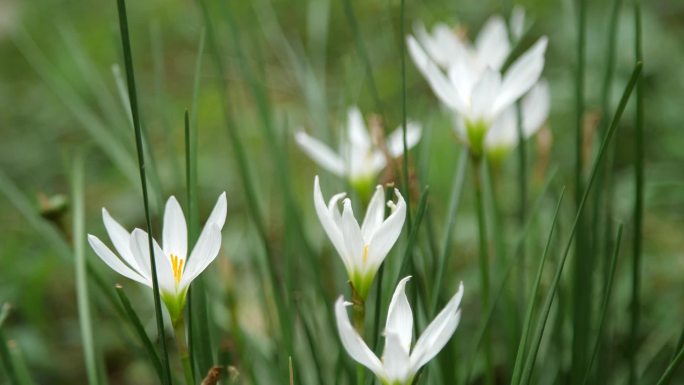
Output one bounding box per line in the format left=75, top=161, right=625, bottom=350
left=114, top=285, right=164, bottom=379
left=71, top=153, right=100, bottom=385
left=7, top=341, right=36, bottom=385
left=656, top=344, right=684, bottom=385
left=629, top=1, right=645, bottom=383
left=399, top=0, right=412, bottom=229
left=0, top=305, right=19, bottom=384
left=518, top=62, right=642, bottom=385
left=510, top=188, right=566, bottom=385
left=581, top=224, right=623, bottom=385
left=114, top=0, right=172, bottom=382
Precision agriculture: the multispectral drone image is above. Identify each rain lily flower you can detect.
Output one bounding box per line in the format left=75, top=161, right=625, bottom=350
left=484, top=81, right=550, bottom=160
left=88, top=193, right=227, bottom=324
left=296, top=107, right=421, bottom=195
left=407, top=17, right=547, bottom=157
left=335, top=276, right=464, bottom=385
left=314, top=175, right=405, bottom=300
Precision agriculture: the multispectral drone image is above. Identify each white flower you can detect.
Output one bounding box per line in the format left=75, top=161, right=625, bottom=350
left=335, top=276, right=464, bottom=385
left=484, top=81, right=550, bottom=158
left=296, top=107, right=421, bottom=188
left=87, top=193, right=227, bottom=323
left=313, top=175, right=405, bottom=299
left=407, top=18, right=547, bottom=156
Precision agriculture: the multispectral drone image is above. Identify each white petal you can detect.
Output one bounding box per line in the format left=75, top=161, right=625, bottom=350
left=447, top=56, right=478, bottom=110
left=484, top=106, right=518, bottom=150
left=181, top=224, right=222, bottom=288
left=130, top=229, right=176, bottom=294
left=383, top=331, right=412, bottom=382
left=334, top=297, right=385, bottom=377
left=341, top=198, right=365, bottom=269
left=385, top=276, right=413, bottom=353
left=361, top=185, right=386, bottom=242
left=295, top=131, right=346, bottom=176
left=347, top=107, right=371, bottom=150
left=475, top=16, right=511, bottom=71
left=327, top=191, right=347, bottom=228
left=87, top=234, right=150, bottom=286
left=470, top=68, right=502, bottom=121
left=493, top=36, right=548, bottom=116
left=163, top=196, right=187, bottom=261
left=386, top=123, right=422, bottom=158
left=102, top=208, right=141, bottom=271
left=410, top=282, right=464, bottom=371
left=521, top=80, right=550, bottom=138
left=407, top=36, right=463, bottom=111
left=413, top=22, right=461, bottom=68
left=510, top=6, right=526, bottom=40
left=206, top=192, right=228, bottom=230
left=366, top=189, right=406, bottom=271
left=313, top=176, right=352, bottom=271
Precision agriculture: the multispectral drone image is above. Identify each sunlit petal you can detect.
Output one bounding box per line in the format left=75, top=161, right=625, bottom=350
left=87, top=234, right=150, bottom=286
left=295, top=131, right=346, bottom=176
left=130, top=228, right=176, bottom=294
left=366, top=189, right=406, bottom=270
left=335, top=297, right=385, bottom=377
left=162, top=196, right=187, bottom=262
left=313, top=176, right=351, bottom=271
left=493, top=36, right=547, bottom=115
left=102, top=208, right=141, bottom=271
left=385, top=276, right=414, bottom=353
left=361, top=185, right=386, bottom=242
left=386, top=123, right=422, bottom=158
left=182, top=224, right=222, bottom=288
left=407, top=36, right=462, bottom=111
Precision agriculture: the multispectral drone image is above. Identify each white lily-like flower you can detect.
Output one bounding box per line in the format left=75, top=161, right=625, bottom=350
left=314, top=175, right=405, bottom=300
left=335, top=276, right=464, bottom=385
left=296, top=107, right=421, bottom=192
left=87, top=193, right=227, bottom=324
left=408, top=17, right=547, bottom=157
left=484, top=81, right=550, bottom=159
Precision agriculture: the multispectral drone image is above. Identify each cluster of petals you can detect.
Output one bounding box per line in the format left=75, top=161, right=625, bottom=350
left=313, top=175, right=405, bottom=299
left=336, top=276, right=464, bottom=385
left=408, top=10, right=549, bottom=156
left=88, top=193, right=227, bottom=322
left=296, top=107, right=422, bottom=185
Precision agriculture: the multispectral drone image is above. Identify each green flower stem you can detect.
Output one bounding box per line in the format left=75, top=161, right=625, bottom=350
left=351, top=287, right=366, bottom=385
left=173, top=317, right=195, bottom=385
left=472, top=158, right=493, bottom=385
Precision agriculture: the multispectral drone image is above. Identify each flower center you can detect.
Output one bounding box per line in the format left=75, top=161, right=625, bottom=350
left=170, top=254, right=184, bottom=285
left=363, top=245, right=369, bottom=264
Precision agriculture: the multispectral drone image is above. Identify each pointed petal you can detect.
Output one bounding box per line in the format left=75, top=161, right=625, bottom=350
left=347, top=107, right=371, bottom=149
left=470, top=68, right=502, bottom=121
left=407, top=36, right=463, bottom=111
left=510, top=6, right=526, bottom=40
left=386, top=123, right=422, bottom=158
left=413, top=22, right=462, bottom=68
left=410, top=282, right=464, bottom=371
left=385, top=276, right=413, bottom=353
left=295, top=131, right=346, bottom=176
left=206, top=192, right=228, bottom=230
left=182, top=224, right=222, bottom=288
left=163, top=196, right=187, bottom=261
left=447, top=55, right=478, bottom=110
left=87, top=234, right=150, bottom=286
left=475, top=16, right=511, bottom=71
left=366, top=189, right=406, bottom=271
left=102, top=208, right=140, bottom=271
left=383, top=331, right=412, bottom=383
left=493, top=36, right=547, bottom=116
left=313, top=176, right=352, bottom=271
left=341, top=198, right=365, bottom=269
left=361, top=185, right=386, bottom=242
left=130, top=229, right=176, bottom=294
left=521, top=80, right=550, bottom=138
left=334, top=297, right=385, bottom=377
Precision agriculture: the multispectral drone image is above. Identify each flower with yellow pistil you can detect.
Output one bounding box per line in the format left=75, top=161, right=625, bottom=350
left=88, top=193, right=227, bottom=324
left=313, top=176, right=406, bottom=300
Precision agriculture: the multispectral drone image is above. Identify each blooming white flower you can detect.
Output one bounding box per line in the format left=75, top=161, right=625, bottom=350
left=296, top=107, right=421, bottom=192
left=484, top=81, right=550, bottom=159
left=408, top=17, right=547, bottom=157
left=87, top=193, right=227, bottom=323
left=314, top=175, right=405, bottom=299
left=335, top=276, right=464, bottom=385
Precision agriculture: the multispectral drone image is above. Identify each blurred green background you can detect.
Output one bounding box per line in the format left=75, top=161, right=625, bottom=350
left=1, top=0, right=684, bottom=383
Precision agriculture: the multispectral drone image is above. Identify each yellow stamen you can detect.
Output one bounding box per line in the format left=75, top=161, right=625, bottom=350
left=363, top=245, right=369, bottom=264
left=170, top=254, right=183, bottom=284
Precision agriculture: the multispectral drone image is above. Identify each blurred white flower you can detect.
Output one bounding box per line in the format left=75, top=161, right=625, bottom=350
left=88, top=193, right=227, bottom=323
left=407, top=14, right=548, bottom=157
left=484, top=81, right=550, bottom=158
left=314, top=175, right=405, bottom=299
left=335, top=276, right=464, bottom=385
left=296, top=107, right=421, bottom=190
